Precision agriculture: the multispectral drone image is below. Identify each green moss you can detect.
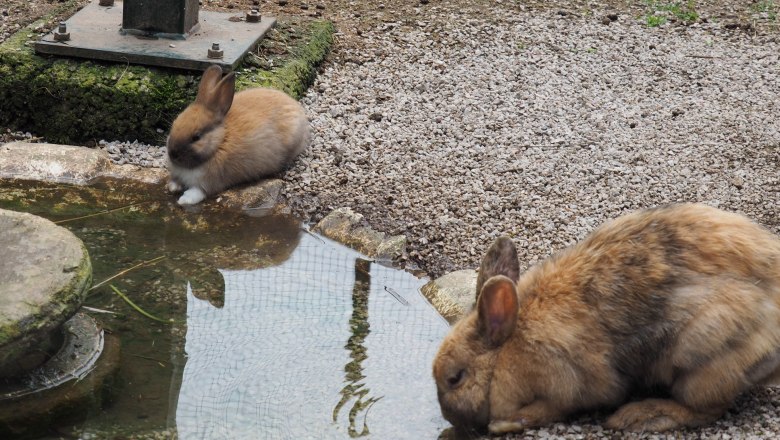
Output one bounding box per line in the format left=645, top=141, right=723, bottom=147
left=54, top=241, right=93, bottom=322
left=0, top=324, right=21, bottom=347
left=235, top=19, right=335, bottom=99
left=0, top=11, right=334, bottom=144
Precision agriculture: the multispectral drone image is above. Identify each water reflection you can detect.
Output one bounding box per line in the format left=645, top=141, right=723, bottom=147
left=0, top=179, right=450, bottom=439
left=175, top=234, right=450, bottom=439
left=332, top=258, right=382, bottom=437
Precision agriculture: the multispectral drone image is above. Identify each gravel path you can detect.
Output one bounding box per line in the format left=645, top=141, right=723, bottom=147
left=290, top=3, right=780, bottom=280
left=4, top=1, right=780, bottom=437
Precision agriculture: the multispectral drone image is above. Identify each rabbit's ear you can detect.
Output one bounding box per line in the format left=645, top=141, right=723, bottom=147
left=476, top=236, right=520, bottom=297
left=196, top=65, right=224, bottom=103
left=477, top=275, right=518, bottom=347
left=206, top=71, right=236, bottom=118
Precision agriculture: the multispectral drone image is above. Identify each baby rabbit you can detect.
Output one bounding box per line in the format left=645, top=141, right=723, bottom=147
left=433, top=203, right=780, bottom=434
left=166, top=65, right=310, bottom=205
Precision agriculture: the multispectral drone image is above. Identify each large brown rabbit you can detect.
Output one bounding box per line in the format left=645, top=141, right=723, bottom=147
left=433, top=203, right=780, bottom=434
left=166, top=65, right=310, bottom=205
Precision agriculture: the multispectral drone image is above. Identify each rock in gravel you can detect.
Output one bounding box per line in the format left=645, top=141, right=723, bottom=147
left=313, top=207, right=406, bottom=261
left=420, top=269, right=477, bottom=323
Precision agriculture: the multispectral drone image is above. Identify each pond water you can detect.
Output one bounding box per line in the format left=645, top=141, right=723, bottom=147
left=0, top=179, right=451, bottom=439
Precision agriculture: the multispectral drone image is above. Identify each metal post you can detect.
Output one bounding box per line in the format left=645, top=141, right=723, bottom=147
left=122, top=0, right=200, bottom=38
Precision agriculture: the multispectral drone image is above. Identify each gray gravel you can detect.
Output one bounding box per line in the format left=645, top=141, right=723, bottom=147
left=98, top=139, right=166, bottom=168
left=288, top=5, right=780, bottom=279
left=11, top=3, right=780, bottom=282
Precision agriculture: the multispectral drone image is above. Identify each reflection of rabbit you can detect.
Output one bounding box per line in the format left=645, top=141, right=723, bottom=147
left=163, top=211, right=304, bottom=309
left=433, top=203, right=780, bottom=434
left=166, top=65, right=310, bottom=205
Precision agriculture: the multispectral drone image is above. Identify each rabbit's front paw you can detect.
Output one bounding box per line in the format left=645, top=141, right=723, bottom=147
left=167, top=180, right=183, bottom=193
left=177, top=187, right=206, bottom=205
left=488, top=401, right=560, bottom=434
left=488, top=419, right=529, bottom=434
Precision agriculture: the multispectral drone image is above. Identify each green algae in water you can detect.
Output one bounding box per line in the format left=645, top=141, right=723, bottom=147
left=0, top=179, right=451, bottom=439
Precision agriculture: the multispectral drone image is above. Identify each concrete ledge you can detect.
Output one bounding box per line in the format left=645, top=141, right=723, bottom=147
left=0, top=142, right=111, bottom=185
left=0, top=326, right=120, bottom=438
left=0, top=3, right=334, bottom=145
left=0, top=142, right=289, bottom=216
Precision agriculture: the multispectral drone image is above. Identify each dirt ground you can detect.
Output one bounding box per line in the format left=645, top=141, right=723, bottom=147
left=1, top=0, right=777, bottom=69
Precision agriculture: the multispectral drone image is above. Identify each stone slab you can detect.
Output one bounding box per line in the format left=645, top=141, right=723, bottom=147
left=0, top=209, right=92, bottom=377
left=0, top=142, right=111, bottom=185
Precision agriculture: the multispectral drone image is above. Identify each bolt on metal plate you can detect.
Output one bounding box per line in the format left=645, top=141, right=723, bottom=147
left=53, top=22, right=70, bottom=42
left=246, top=10, right=261, bottom=22
left=207, top=42, right=224, bottom=59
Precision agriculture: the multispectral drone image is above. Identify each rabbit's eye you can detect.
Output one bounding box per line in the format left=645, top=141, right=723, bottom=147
left=192, top=132, right=202, bottom=142
left=447, top=369, right=465, bottom=388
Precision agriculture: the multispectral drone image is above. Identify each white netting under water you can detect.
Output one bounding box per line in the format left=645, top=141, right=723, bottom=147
left=174, top=233, right=451, bottom=439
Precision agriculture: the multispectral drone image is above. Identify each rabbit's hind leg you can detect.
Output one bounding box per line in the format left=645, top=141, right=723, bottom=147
left=606, top=278, right=780, bottom=432
left=614, top=319, right=780, bottom=430
left=609, top=340, right=768, bottom=431
left=604, top=398, right=723, bottom=432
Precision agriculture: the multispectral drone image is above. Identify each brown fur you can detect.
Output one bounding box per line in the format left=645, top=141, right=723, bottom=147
left=166, top=65, right=310, bottom=202
left=433, top=203, right=780, bottom=433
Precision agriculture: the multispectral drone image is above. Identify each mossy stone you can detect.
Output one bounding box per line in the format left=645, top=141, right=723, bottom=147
left=0, top=209, right=92, bottom=377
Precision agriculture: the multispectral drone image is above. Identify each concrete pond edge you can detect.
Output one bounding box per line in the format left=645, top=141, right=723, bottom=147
left=0, top=142, right=473, bottom=324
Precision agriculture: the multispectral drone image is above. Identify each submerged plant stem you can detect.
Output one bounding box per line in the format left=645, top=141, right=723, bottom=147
left=110, top=284, right=172, bottom=324
left=81, top=305, right=122, bottom=315
left=129, top=353, right=168, bottom=366
left=54, top=201, right=151, bottom=224
left=90, top=256, right=166, bottom=291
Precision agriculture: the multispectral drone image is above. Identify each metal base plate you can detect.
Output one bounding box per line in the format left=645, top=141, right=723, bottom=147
left=34, top=0, right=275, bottom=71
